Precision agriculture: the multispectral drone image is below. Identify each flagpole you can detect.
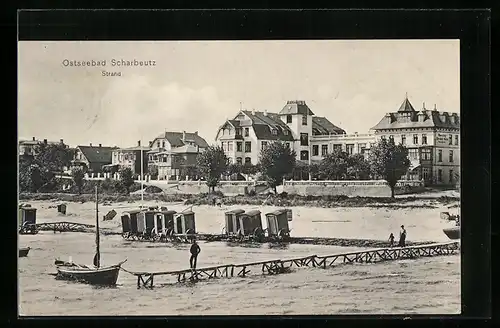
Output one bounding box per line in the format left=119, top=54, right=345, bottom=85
left=140, top=137, right=144, bottom=207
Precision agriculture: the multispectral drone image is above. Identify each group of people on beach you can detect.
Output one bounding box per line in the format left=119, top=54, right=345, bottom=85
left=388, top=225, right=407, bottom=247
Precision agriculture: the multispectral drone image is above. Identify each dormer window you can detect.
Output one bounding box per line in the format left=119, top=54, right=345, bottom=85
left=286, top=115, right=292, bottom=123
left=283, top=130, right=289, bottom=135
left=271, top=129, right=277, bottom=135
left=302, top=115, right=307, bottom=126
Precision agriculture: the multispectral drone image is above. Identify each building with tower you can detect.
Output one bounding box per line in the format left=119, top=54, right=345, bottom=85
left=371, top=95, right=460, bottom=186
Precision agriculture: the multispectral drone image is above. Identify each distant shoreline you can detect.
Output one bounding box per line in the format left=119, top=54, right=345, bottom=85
left=19, top=192, right=459, bottom=209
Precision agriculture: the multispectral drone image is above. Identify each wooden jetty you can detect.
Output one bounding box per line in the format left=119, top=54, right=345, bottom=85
left=122, top=241, right=459, bottom=289
left=35, top=222, right=95, bottom=233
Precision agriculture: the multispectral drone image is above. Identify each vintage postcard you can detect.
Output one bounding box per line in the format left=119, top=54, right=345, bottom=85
left=18, top=40, right=461, bottom=316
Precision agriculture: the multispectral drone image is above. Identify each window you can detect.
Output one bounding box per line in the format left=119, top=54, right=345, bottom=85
left=438, top=150, right=442, bottom=162
left=302, top=115, right=308, bottom=126
left=422, top=134, right=427, bottom=145
left=244, top=128, right=249, bottom=137
left=286, top=115, right=292, bottom=123
left=381, top=136, right=386, bottom=140
left=286, top=142, right=291, bottom=149
left=236, top=142, right=242, bottom=152
left=421, top=148, right=432, bottom=160
left=312, top=145, right=319, bottom=156
left=401, top=135, right=406, bottom=145
left=284, top=130, right=289, bottom=135
left=346, top=144, right=354, bottom=155
left=162, top=141, right=165, bottom=148
left=236, top=157, right=242, bottom=165
left=333, top=144, right=342, bottom=152
left=449, top=134, right=453, bottom=145
left=271, top=129, right=277, bottom=135
left=157, top=141, right=161, bottom=148
left=321, top=145, right=328, bottom=156
left=449, top=150, right=454, bottom=163
left=245, top=141, right=251, bottom=153
left=408, top=149, right=418, bottom=160
left=300, top=133, right=309, bottom=146
left=358, top=143, right=367, bottom=154
left=422, top=167, right=430, bottom=181
left=413, top=134, right=418, bottom=144
left=245, top=157, right=251, bottom=165
left=228, top=142, right=233, bottom=151
left=124, top=154, right=129, bottom=161
left=236, top=128, right=241, bottom=136
left=261, top=141, right=268, bottom=149
left=221, top=142, right=226, bottom=151
left=438, top=169, right=443, bottom=182
left=449, top=170, right=454, bottom=183
left=455, top=135, right=459, bottom=146
left=300, top=151, right=309, bottom=161
left=389, top=135, right=394, bottom=141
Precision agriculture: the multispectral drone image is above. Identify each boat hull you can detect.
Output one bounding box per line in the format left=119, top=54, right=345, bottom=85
left=56, top=265, right=121, bottom=286
left=19, top=247, right=30, bottom=257
left=443, top=227, right=460, bottom=240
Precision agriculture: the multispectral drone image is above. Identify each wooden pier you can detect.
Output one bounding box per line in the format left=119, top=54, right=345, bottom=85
left=122, top=241, right=459, bottom=288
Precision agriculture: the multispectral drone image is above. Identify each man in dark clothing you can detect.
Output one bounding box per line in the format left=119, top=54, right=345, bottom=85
left=189, top=239, right=201, bottom=269
left=398, top=225, right=407, bottom=247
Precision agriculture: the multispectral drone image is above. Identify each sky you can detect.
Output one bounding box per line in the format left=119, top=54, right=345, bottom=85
left=18, top=40, right=460, bottom=148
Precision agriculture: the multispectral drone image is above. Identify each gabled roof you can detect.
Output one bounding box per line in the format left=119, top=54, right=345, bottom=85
left=153, top=131, right=209, bottom=148
left=240, top=110, right=294, bottom=141
left=279, top=100, right=315, bottom=116
left=312, top=117, right=346, bottom=135
left=77, top=145, right=117, bottom=163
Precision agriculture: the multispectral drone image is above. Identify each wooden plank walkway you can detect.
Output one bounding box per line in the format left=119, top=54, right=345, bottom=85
left=121, top=241, right=459, bottom=288
left=35, top=221, right=95, bottom=233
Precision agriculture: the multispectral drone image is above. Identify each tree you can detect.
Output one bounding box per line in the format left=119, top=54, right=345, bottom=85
left=368, top=138, right=411, bottom=198
left=119, top=167, right=135, bottom=194
left=196, top=146, right=228, bottom=192
left=148, top=165, right=159, bottom=180
left=19, top=158, right=43, bottom=192
left=258, top=141, right=296, bottom=193
left=71, top=167, right=85, bottom=194
left=318, top=148, right=349, bottom=180
left=346, top=153, right=371, bottom=180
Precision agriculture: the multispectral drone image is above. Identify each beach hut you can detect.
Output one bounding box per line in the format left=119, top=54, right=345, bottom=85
left=57, top=203, right=67, bottom=215
left=18, top=205, right=37, bottom=234
left=153, top=210, right=177, bottom=235
left=174, top=211, right=197, bottom=235
left=240, top=210, right=264, bottom=236
left=224, top=209, right=245, bottom=235
left=137, top=210, right=156, bottom=236
left=121, top=209, right=142, bottom=235
left=265, top=209, right=291, bottom=239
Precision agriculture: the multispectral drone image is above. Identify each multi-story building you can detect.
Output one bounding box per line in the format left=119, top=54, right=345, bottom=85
left=310, top=132, right=375, bottom=161
left=147, top=131, right=209, bottom=180
left=371, top=96, right=460, bottom=186
left=110, top=141, right=150, bottom=175
left=71, top=143, right=118, bottom=173
left=215, top=100, right=346, bottom=165
left=19, top=137, right=67, bottom=157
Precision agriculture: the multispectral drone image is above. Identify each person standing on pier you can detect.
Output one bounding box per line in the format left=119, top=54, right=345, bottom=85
left=189, top=239, right=201, bottom=269
left=388, top=233, right=395, bottom=247
left=398, top=225, right=407, bottom=247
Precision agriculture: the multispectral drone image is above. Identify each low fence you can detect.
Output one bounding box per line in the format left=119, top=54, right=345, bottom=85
left=55, top=174, right=423, bottom=197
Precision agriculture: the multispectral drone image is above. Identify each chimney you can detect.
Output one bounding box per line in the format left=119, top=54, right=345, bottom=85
left=99, top=144, right=102, bottom=147
left=148, top=140, right=153, bottom=147
left=43, top=139, right=47, bottom=145
left=422, top=102, right=426, bottom=110
left=434, top=104, right=437, bottom=111
left=90, top=143, right=92, bottom=147
left=137, top=140, right=141, bottom=147
left=252, top=108, right=256, bottom=115
left=32, top=137, right=35, bottom=141
left=182, top=131, right=186, bottom=142
left=60, top=139, right=64, bottom=144
left=264, top=110, right=268, bottom=116
left=194, top=131, right=198, bottom=136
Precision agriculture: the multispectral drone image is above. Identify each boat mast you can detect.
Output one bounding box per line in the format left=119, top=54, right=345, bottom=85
left=94, top=185, right=100, bottom=268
